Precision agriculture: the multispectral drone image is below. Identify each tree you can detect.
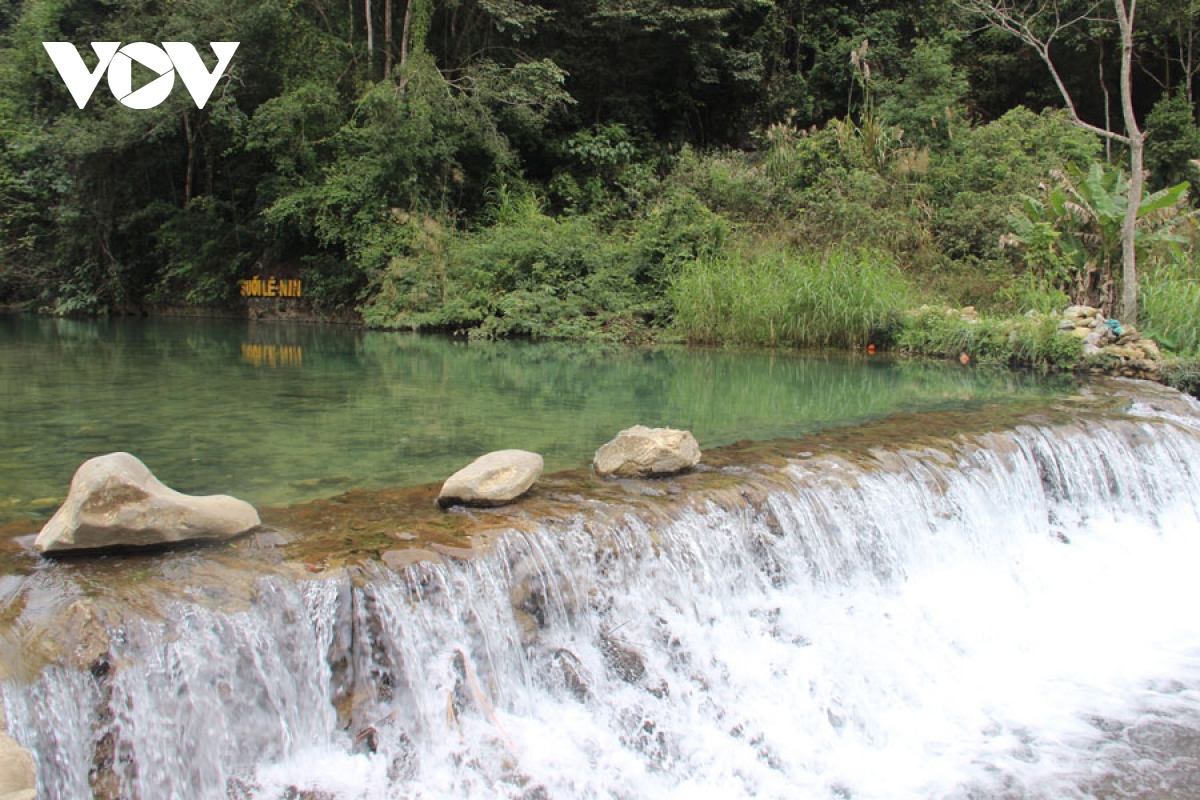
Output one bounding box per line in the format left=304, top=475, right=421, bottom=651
left=956, top=0, right=1147, bottom=323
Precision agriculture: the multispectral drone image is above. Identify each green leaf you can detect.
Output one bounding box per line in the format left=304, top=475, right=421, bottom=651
left=1138, top=181, right=1190, bottom=219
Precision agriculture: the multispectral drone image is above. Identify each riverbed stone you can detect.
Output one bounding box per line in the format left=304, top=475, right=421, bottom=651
left=593, top=425, right=701, bottom=478
left=34, top=452, right=260, bottom=554
left=0, top=731, right=36, bottom=800
left=437, top=450, right=543, bottom=509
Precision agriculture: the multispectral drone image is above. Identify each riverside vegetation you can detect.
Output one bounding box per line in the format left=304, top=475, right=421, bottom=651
left=1, top=1, right=1199, bottom=379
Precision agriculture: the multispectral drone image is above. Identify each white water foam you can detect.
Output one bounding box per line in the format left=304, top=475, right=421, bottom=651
left=8, top=413, right=1200, bottom=799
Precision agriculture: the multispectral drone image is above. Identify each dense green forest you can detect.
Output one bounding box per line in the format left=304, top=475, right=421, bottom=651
left=0, top=0, right=1197, bottom=352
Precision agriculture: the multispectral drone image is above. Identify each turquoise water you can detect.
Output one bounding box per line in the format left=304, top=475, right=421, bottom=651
left=0, top=315, right=1075, bottom=522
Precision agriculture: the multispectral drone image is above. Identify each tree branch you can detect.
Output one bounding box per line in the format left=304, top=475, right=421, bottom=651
left=954, top=0, right=1130, bottom=143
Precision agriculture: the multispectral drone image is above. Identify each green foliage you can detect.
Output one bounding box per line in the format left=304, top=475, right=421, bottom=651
left=362, top=189, right=660, bottom=340
left=1, top=0, right=1195, bottom=354
left=548, top=124, right=659, bottom=215
left=1142, top=263, right=1200, bottom=354
left=992, top=272, right=1071, bottom=315
left=878, top=38, right=969, bottom=147
left=1004, top=162, right=1196, bottom=310
left=895, top=308, right=1081, bottom=370
left=1146, top=88, right=1200, bottom=191
left=1159, top=356, right=1200, bottom=396
left=630, top=188, right=728, bottom=287
left=670, top=247, right=913, bottom=348
left=151, top=198, right=256, bottom=306
left=667, top=146, right=783, bottom=220
left=930, top=108, right=1100, bottom=267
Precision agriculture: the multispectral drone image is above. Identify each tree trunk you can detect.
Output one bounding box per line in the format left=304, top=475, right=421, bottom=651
left=183, top=112, right=195, bottom=208
left=400, top=0, right=413, bottom=67
left=366, top=0, right=374, bottom=75
left=384, top=0, right=393, bottom=76
left=1117, top=0, right=1144, bottom=324
left=1099, top=39, right=1112, bottom=163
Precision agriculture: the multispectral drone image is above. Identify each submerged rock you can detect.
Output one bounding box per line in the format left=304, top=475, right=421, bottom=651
left=437, top=449, right=543, bottom=509
left=593, top=425, right=701, bottom=478
left=0, top=730, right=36, bottom=800
left=600, top=634, right=647, bottom=683
left=35, top=452, right=260, bottom=554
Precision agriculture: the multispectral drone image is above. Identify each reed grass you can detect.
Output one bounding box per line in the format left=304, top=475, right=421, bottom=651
left=1142, top=264, right=1200, bottom=355
left=669, top=247, right=912, bottom=348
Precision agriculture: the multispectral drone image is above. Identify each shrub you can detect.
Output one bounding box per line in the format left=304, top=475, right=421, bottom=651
left=1160, top=356, right=1200, bottom=396
left=361, top=189, right=655, bottom=340
left=1146, top=88, right=1200, bottom=191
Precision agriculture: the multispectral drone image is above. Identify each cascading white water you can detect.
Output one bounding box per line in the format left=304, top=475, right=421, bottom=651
left=8, top=402, right=1200, bottom=800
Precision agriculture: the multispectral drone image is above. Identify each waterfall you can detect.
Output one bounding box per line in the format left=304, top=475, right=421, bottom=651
left=7, top=401, right=1200, bottom=799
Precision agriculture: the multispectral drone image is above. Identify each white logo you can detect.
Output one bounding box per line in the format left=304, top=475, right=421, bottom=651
left=42, top=42, right=239, bottom=109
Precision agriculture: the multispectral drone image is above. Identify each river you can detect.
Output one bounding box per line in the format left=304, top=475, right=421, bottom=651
left=4, top=316, right=1200, bottom=799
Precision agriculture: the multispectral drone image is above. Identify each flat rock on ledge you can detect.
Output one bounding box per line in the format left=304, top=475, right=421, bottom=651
left=594, top=425, right=701, bottom=477
left=35, top=452, right=261, bottom=554
left=437, top=449, right=544, bottom=509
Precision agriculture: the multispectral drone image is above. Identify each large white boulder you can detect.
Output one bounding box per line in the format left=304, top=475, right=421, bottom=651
left=593, top=425, right=701, bottom=478
left=437, top=450, right=543, bottom=509
left=35, top=452, right=260, bottom=554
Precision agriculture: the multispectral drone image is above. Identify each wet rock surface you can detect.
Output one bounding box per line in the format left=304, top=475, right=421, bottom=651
left=34, top=452, right=260, bottom=554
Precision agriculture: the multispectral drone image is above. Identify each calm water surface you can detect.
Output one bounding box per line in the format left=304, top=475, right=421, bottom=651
left=0, top=315, right=1075, bottom=522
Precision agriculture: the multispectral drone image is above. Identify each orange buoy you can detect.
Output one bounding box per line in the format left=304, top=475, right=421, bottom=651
left=867, top=344, right=876, bottom=354
left=959, top=352, right=970, bottom=365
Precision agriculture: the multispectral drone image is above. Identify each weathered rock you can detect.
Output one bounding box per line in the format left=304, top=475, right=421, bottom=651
left=593, top=425, right=701, bottom=478
left=381, top=548, right=439, bottom=570
left=1084, top=325, right=1116, bottom=348
left=1105, top=345, right=1145, bottom=360
left=437, top=450, right=543, bottom=509
left=60, top=600, right=111, bottom=671
left=35, top=453, right=260, bottom=554
left=0, top=731, right=36, bottom=800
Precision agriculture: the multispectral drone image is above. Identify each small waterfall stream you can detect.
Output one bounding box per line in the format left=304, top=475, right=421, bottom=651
left=7, top=397, right=1200, bottom=799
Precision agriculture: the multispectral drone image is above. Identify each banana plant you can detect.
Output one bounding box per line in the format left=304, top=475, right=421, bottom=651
left=1005, top=161, right=1195, bottom=312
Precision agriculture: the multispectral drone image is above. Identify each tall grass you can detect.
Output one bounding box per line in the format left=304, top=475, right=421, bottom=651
left=670, top=247, right=912, bottom=348
left=1142, top=264, right=1200, bottom=354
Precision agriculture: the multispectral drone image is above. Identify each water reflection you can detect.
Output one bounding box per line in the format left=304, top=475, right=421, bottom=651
left=241, top=343, right=304, bottom=368
left=0, top=315, right=1076, bottom=521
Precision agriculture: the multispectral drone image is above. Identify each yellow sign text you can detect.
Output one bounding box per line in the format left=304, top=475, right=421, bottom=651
left=240, top=276, right=302, bottom=298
